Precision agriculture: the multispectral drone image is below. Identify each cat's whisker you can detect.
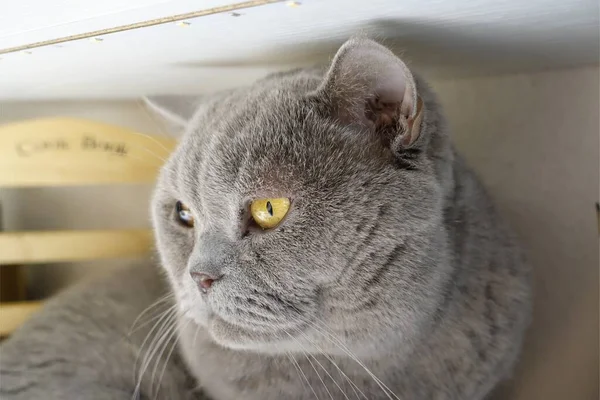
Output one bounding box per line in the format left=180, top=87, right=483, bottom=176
left=99, top=129, right=172, bottom=163
left=136, top=99, right=180, bottom=139
left=129, top=294, right=175, bottom=335
left=149, top=317, right=180, bottom=395
left=296, top=315, right=402, bottom=400
left=304, top=351, right=335, bottom=400
left=129, top=303, right=178, bottom=336
left=307, top=319, right=399, bottom=400
left=285, top=350, right=309, bottom=393
left=147, top=323, right=176, bottom=397
left=192, top=322, right=201, bottom=350
left=152, top=318, right=188, bottom=400
left=134, top=306, right=176, bottom=376
left=125, top=145, right=169, bottom=164
left=132, top=307, right=172, bottom=392
left=288, top=322, right=365, bottom=400
left=119, top=128, right=174, bottom=156
left=134, top=317, right=174, bottom=399
left=139, top=318, right=177, bottom=399
left=284, top=331, right=333, bottom=400
left=331, top=357, right=365, bottom=400
left=293, top=331, right=351, bottom=400
left=132, top=308, right=177, bottom=399
left=283, top=329, right=320, bottom=400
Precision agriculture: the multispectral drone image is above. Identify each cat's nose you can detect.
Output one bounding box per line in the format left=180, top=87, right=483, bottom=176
left=190, top=272, right=221, bottom=293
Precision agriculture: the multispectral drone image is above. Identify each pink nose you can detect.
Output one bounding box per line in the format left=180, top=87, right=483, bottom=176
left=190, top=272, right=218, bottom=292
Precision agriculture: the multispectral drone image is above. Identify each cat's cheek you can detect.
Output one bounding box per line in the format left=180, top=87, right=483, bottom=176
left=155, top=222, right=195, bottom=273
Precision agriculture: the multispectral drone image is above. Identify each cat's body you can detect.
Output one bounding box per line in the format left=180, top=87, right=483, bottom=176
left=0, top=261, right=199, bottom=400
left=0, top=38, right=531, bottom=400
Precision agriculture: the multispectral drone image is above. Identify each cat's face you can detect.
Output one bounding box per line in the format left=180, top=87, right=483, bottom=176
left=151, top=39, right=449, bottom=357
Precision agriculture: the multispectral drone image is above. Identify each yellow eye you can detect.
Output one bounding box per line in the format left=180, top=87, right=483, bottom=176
left=176, top=201, right=195, bottom=228
left=250, top=198, right=291, bottom=229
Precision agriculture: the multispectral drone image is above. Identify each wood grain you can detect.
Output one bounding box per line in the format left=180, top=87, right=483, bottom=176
left=0, top=117, right=175, bottom=187
left=0, top=230, right=154, bottom=264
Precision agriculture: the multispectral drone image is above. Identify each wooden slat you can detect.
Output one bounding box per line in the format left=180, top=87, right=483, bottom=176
left=0, top=301, right=42, bottom=336
left=0, top=230, right=154, bottom=264
left=0, top=118, right=175, bottom=187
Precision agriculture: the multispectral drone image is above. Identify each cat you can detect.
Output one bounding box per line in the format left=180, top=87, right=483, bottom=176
left=0, top=38, right=531, bottom=400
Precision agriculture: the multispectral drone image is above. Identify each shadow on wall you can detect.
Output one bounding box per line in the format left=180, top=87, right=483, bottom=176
left=176, top=19, right=600, bottom=79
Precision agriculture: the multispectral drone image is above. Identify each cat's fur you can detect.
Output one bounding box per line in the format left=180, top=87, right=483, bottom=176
left=0, top=38, right=531, bottom=400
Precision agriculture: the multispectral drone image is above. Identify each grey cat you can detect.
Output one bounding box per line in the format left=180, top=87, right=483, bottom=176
left=0, top=38, right=531, bottom=400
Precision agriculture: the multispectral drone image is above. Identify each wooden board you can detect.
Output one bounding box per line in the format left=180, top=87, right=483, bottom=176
left=0, top=117, right=175, bottom=187
left=0, top=229, right=154, bottom=264
left=0, top=265, right=26, bottom=301
left=0, top=301, right=42, bottom=337
left=0, top=202, right=26, bottom=301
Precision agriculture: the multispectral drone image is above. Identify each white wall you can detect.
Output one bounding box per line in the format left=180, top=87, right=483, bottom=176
left=0, top=66, right=598, bottom=398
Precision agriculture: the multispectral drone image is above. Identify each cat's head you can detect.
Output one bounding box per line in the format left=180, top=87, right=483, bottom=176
left=148, top=38, right=452, bottom=357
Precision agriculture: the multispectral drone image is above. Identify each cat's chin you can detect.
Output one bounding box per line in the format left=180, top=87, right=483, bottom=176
left=208, top=316, right=277, bottom=349
left=207, top=316, right=301, bottom=354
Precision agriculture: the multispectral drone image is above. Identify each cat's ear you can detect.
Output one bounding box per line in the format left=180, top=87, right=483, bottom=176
left=316, top=38, right=424, bottom=150
left=142, top=95, right=203, bottom=135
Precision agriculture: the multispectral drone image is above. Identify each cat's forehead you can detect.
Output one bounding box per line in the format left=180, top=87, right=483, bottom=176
left=188, top=104, right=330, bottom=184
left=163, top=72, right=392, bottom=201
left=170, top=102, right=380, bottom=200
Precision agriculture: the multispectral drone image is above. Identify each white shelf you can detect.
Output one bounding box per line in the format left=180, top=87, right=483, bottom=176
left=0, top=0, right=598, bottom=99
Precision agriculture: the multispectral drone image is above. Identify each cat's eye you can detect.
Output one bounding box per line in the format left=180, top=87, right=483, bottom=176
left=250, top=198, right=291, bottom=230
left=175, top=201, right=195, bottom=228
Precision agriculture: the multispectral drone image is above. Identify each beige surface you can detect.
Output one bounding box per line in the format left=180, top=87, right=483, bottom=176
left=432, top=66, right=599, bottom=400
left=0, top=229, right=154, bottom=264
left=0, top=301, right=42, bottom=337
